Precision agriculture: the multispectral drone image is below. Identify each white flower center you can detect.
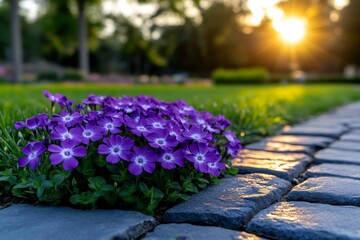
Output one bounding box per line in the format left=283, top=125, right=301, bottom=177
left=195, top=154, right=205, bottom=162
left=156, top=138, right=165, bottom=145
left=62, top=133, right=72, bottom=139
left=29, top=153, right=36, bottom=160
left=191, top=134, right=200, bottom=140
left=61, top=149, right=73, bottom=158
left=163, top=154, right=173, bottom=162
left=137, top=126, right=147, bottom=132
left=135, top=156, right=146, bottom=165
left=111, top=146, right=121, bottom=154
left=63, top=115, right=73, bottom=122
left=105, top=123, right=113, bottom=129
left=83, top=130, right=93, bottom=138
left=153, top=122, right=162, bottom=128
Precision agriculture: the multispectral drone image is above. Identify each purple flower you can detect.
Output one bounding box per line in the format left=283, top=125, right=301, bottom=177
left=157, top=149, right=184, bottom=169
left=124, top=115, right=150, bottom=137
left=224, top=130, right=241, bottom=146
left=72, top=123, right=104, bottom=145
left=14, top=114, right=49, bottom=130
left=183, top=126, right=212, bottom=143
left=59, top=99, right=74, bottom=111
left=128, top=146, right=157, bottom=176
left=48, top=139, right=86, bottom=170
left=207, top=160, right=226, bottom=177
left=52, top=111, right=82, bottom=127
left=214, top=115, right=231, bottom=130
left=98, top=135, right=134, bottom=163
left=226, top=143, right=242, bottom=158
left=49, top=124, right=81, bottom=142
left=43, top=90, right=67, bottom=104
left=185, top=143, right=218, bottom=173
left=168, top=125, right=186, bottom=142
left=18, top=142, right=46, bottom=169
left=147, top=117, right=167, bottom=130
left=97, top=117, right=122, bottom=135
left=145, top=129, right=178, bottom=151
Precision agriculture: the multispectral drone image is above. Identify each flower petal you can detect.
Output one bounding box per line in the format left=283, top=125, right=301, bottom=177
left=62, top=156, right=79, bottom=170
left=128, top=163, right=142, bottom=176
left=72, top=146, right=87, bottom=157
left=98, top=144, right=111, bottom=154
left=48, top=144, right=62, bottom=153
left=50, top=153, right=63, bottom=165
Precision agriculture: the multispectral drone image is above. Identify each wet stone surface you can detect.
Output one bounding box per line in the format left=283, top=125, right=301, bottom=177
left=163, top=173, right=291, bottom=229
left=238, top=149, right=310, bottom=162
left=281, top=125, right=348, bottom=138
left=329, top=140, right=360, bottom=151
left=232, top=157, right=311, bottom=181
left=287, top=177, right=360, bottom=206
left=0, top=204, right=156, bottom=240
left=142, top=223, right=267, bottom=240
left=315, top=148, right=360, bottom=165
left=305, top=163, right=360, bottom=180
left=265, top=135, right=334, bottom=148
left=246, top=201, right=360, bottom=240
left=245, top=141, right=314, bottom=155
left=341, top=132, right=360, bottom=142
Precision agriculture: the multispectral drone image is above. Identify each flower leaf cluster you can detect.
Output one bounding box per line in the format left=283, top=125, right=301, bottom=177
left=7, top=91, right=242, bottom=214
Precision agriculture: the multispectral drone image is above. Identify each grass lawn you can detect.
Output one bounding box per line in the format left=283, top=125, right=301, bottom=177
left=1, top=83, right=360, bottom=145
left=0, top=83, right=360, bottom=210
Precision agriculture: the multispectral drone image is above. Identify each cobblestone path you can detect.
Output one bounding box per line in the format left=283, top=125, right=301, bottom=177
left=2, top=102, right=360, bottom=240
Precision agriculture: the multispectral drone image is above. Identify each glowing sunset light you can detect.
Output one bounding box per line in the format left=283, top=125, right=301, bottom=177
left=273, top=17, right=306, bottom=44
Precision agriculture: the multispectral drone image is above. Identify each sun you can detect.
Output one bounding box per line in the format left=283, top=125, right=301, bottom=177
left=273, top=17, right=306, bottom=44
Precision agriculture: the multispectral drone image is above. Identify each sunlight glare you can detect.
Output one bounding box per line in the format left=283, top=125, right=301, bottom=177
left=273, top=18, right=306, bottom=44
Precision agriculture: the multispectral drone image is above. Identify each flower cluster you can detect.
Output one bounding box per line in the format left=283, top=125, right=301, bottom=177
left=15, top=91, right=242, bottom=177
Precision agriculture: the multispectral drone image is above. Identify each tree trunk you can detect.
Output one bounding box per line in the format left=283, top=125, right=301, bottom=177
left=77, top=0, right=88, bottom=79
left=10, top=0, right=22, bottom=83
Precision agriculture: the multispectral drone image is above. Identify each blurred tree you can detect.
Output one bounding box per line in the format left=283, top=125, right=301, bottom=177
left=33, top=0, right=102, bottom=69
left=10, top=0, right=22, bottom=83
left=339, top=0, right=360, bottom=67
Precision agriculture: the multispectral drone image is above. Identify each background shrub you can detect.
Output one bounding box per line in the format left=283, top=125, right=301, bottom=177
left=212, top=68, right=269, bottom=84
left=62, top=70, right=84, bottom=81
left=37, top=71, right=59, bottom=82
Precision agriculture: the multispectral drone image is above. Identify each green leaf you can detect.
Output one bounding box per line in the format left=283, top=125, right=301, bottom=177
left=168, top=181, right=181, bottom=190
left=52, top=174, right=65, bottom=186
left=177, top=193, right=191, bottom=201
left=101, top=184, right=114, bottom=192
left=226, top=167, right=239, bottom=175
left=42, top=180, right=53, bottom=189
left=139, top=182, right=149, bottom=195
left=88, top=176, right=106, bottom=191
left=37, top=186, right=44, bottom=198
left=152, top=187, right=164, bottom=199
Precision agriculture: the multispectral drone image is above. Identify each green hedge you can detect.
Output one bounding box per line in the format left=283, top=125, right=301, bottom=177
left=212, top=68, right=268, bottom=84
left=37, top=71, right=59, bottom=82
left=62, top=70, right=83, bottom=81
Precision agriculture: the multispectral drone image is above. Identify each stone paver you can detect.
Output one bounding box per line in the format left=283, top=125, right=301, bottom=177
left=329, top=140, right=360, bottom=151
left=232, top=157, right=311, bottom=181
left=341, top=132, right=360, bottom=142
left=315, top=148, right=360, bottom=165
left=287, top=177, right=360, bottom=206
left=245, top=141, right=314, bottom=154
left=305, top=163, right=360, bottom=180
left=266, top=135, right=334, bottom=148
left=0, top=204, right=156, bottom=240
left=281, top=125, right=348, bottom=138
left=246, top=201, right=360, bottom=240
left=238, top=149, right=310, bottom=162
left=163, top=173, right=291, bottom=229
left=142, top=223, right=266, bottom=240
